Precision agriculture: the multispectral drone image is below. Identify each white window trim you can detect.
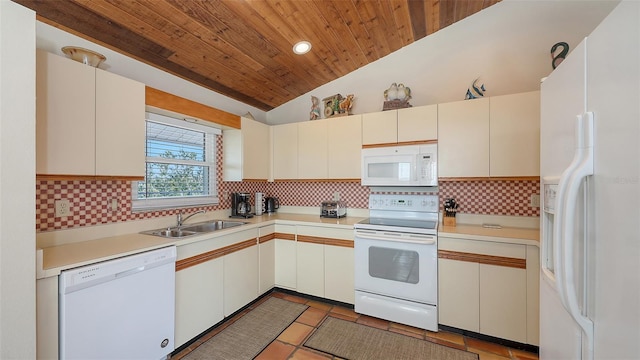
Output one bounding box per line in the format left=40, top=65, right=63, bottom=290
left=132, top=112, right=221, bottom=212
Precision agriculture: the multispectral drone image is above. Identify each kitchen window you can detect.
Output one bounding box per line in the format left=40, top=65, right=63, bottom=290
left=132, top=112, right=220, bottom=211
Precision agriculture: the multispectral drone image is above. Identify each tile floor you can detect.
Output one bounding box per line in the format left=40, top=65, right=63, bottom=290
left=171, top=291, right=539, bottom=360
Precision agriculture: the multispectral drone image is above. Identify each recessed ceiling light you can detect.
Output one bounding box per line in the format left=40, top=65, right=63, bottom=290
left=293, top=41, right=311, bottom=55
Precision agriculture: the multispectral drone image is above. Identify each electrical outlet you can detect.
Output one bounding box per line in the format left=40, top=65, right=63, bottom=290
left=530, top=194, right=540, bottom=208
left=55, top=199, right=71, bottom=217
left=111, top=198, right=118, bottom=212
left=333, top=192, right=341, bottom=201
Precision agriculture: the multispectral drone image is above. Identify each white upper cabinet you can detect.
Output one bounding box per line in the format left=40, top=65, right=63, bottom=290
left=362, top=111, right=397, bottom=145
left=489, top=91, right=540, bottom=177
left=272, top=122, right=298, bottom=180
left=36, top=49, right=96, bottom=176
left=438, top=97, right=491, bottom=178
left=273, top=116, right=362, bottom=180
left=362, top=105, right=438, bottom=146
left=242, top=118, right=270, bottom=180
left=438, top=92, right=539, bottom=179
left=327, top=114, right=362, bottom=179
left=397, top=105, right=438, bottom=143
left=36, top=50, right=145, bottom=177
left=223, top=117, right=270, bottom=181
left=298, top=119, right=328, bottom=179
left=95, top=70, right=145, bottom=177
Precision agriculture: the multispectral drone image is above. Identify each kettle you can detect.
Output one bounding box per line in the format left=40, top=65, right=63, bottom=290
left=265, top=197, right=279, bottom=213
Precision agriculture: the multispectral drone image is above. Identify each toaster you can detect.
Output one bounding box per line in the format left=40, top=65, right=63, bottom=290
left=320, top=201, right=347, bottom=218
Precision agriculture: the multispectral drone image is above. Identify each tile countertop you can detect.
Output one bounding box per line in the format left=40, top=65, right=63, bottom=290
left=439, top=224, right=539, bottom=247
left=36, top=213, right=366, bottom=279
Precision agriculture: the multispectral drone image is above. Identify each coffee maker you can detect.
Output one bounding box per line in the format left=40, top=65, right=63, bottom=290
left=230, top=192, right=253, bottom=218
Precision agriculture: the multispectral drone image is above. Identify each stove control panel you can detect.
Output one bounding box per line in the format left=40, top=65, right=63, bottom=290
left=368, top=194, right=438, bottom=212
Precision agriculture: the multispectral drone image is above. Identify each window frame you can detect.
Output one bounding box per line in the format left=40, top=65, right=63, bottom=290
left=131, top=112, right=221, bottom=212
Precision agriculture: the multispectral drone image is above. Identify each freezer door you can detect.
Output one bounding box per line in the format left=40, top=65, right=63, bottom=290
left=539, top=38, right=589, bottom=360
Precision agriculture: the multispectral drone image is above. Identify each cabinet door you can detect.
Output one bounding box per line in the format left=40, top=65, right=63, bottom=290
left=36, top=50, right=95, bottom=175
left=438, top=258, right=480, bottom=332
left=95, top=69, right=145, bottom=177
left=224, top=244, right=258, bottom=316
left=37, top=277, right=59, bottom=359
left=242, top=117, right=270, bottom=180
left=274, top=224, right=297, bottom=290
left=489, top=91, right=540, bottom=177
left=526, top=245, right=540, bottom=346
left=438, top=98, right=490, bottom=177
left=298, top=119, right=328, bottom=179
left=328, top=114, right=362, bottom=179
left=258, top=225, right=276, bottom=295
left=296, top=241, right=324, bottom=298
left=272, top=123, right=298, bottom=179
left=175, top=257, right=223, bottom=347
left=479, top=264, right=527, bottom=343
left=362, top=111, right=397, bottom=145
left=398, top=105, right=438, bottom=142
left=325, top=244, right=354, bottom=304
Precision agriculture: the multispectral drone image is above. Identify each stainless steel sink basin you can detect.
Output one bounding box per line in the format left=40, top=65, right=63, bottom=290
left=141, top=220, right=247, bottom=239
left=144, top=228, right=199, bottom=238
left=181, top=220, right=246, bottom=232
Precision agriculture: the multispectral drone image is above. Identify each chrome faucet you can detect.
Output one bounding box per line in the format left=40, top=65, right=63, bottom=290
left=177, top=210, right=206, bottom=228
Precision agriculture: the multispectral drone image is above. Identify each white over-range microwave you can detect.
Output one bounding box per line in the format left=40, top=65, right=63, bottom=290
left=361, top=144, right=437, bottom=186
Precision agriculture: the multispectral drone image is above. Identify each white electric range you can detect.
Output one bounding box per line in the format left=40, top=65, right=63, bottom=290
left=354, top=194, right=439, bottom=331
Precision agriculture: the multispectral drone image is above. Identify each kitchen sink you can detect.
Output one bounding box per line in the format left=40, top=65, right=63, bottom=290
left=141, top=220, right=247, bottom=239
left=181, top=220, right=246, bottom=232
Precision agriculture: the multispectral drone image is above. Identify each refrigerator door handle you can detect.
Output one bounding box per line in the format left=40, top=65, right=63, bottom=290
left=561, top=112, right=595, bottom=360
left=553, top=114, right=587, bottom=309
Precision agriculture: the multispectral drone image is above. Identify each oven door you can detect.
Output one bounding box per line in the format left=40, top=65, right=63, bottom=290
left=354, top=228, right=437, bottom=305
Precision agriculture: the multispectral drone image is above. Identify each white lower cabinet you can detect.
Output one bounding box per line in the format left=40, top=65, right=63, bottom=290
left=479, top=263, right=527, bottom=342
left=274, top=224, right=297, bottom=290
left=438, top=258, right=480, bottom=332
left=296, top=225, right=355, bottom=304
left=37, top=277, right=59, bottom=360
left=324, top=244, right=355, bottom=304
left=175, top=257, right=224, bottom=348
left=438, top=237, right=532, bottom=344
left=223, top=237, right=259, bottom=316
left=258, top=225, right=276, bottom=295
left=296, top=241, right=325, bottom=297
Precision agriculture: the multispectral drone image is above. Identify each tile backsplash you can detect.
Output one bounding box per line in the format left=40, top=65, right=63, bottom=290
left=36, top=179, right=539, bottom=232
left=36, top=134, right=539, bottom=232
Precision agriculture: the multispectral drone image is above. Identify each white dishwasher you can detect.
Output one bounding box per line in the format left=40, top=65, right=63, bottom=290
left=59, top=246, right=177, bottom=360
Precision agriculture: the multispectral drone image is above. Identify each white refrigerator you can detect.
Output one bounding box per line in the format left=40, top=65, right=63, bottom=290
left=539, top=1, right=640, bottom=359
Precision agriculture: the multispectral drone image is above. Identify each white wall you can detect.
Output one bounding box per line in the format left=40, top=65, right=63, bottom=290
left=267, top=0, right=619, bottom=125
left=0, top=1, right=36, bottom=358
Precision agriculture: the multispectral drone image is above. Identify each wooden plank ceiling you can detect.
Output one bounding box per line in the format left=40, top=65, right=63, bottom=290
left=14, top=0, right=501, bottom=111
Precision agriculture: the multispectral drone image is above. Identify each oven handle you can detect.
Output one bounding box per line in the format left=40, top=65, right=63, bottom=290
left=355, top=230, right=436, bottom=245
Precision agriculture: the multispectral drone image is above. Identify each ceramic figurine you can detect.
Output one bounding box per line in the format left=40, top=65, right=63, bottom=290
left=465, top=78, right=486, bottom=99
left=384, top=83, right=398, bottom=101
left=310, top=95, right=321, bottom=120
left=338, top=94, right=355, bottom=114
left=551, top=42, right=569, bottom=69
left=397, top=83, right=412, bottom=101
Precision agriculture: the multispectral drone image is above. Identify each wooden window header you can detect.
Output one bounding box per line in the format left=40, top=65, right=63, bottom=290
left=145, top=86, right=241, bottom=129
